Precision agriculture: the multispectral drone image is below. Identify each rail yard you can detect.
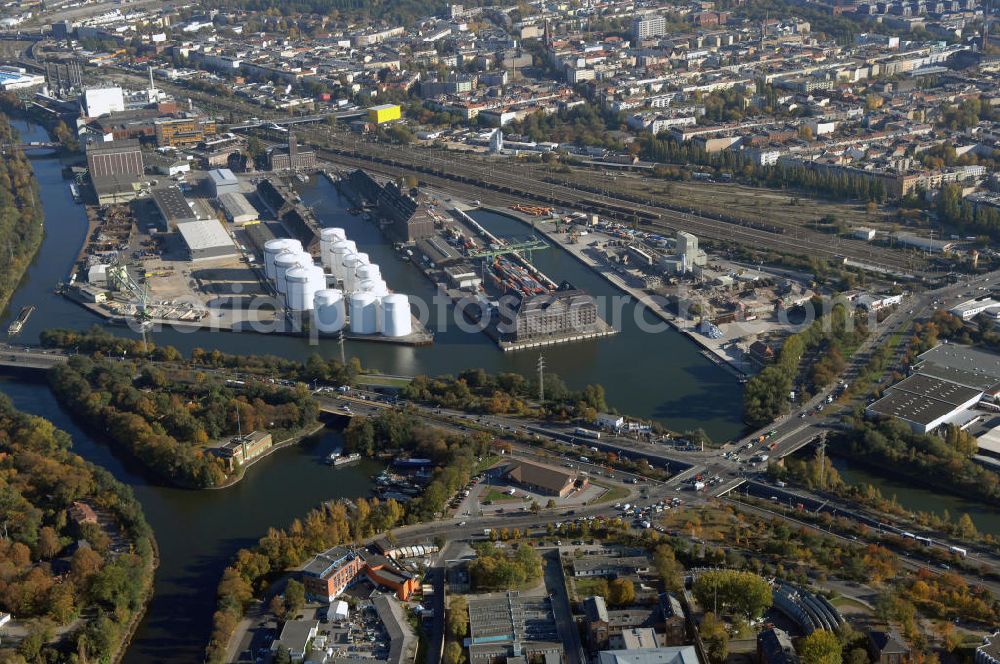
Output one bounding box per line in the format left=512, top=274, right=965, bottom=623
left=287, top=129, right=927, bottom=277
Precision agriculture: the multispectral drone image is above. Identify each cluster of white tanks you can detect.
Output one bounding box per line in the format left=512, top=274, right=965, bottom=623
left=263, top=238, right=325, bottom=312
left=258, top=227, right=411, bottom=337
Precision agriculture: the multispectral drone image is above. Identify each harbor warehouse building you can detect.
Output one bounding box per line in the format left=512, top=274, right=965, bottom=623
left=208, top=168, right=240, bottom=197
left=504, top=459, right=582, bottom=497
left=369, top=103, right=401, bottom=124
left=152, top=186, right=199, bottom=228
left=218, top=192, right=259, bottom=224
left=176, top=218, right=238, bottom=261
left=87, top=139, right=144, bottom=179
left=865, top=373, right=983, bottom=434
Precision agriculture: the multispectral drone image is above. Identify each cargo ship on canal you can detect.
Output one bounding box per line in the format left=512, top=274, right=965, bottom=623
left=7, top=305, right=34, bottom=337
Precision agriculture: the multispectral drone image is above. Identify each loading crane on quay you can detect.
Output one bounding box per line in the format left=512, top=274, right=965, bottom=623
left=108, top=257, right=153, bottom=353
left=465, top=236, right=549, bottom=262
left=466, top=237, right=551, bottom=291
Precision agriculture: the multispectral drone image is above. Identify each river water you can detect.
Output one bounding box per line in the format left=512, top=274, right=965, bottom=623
left=7, top=119, right=958, bottom=662
left=832, top=457, right=1000, bottom=537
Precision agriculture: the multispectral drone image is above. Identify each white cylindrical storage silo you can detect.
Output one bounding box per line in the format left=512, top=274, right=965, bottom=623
left=357, top=278, right=389, bottom=298
left=356, top=263, right=381, bottom=284
left=305, top=264, right=326, bottom=309
left=349, top=291, right=378, bottom=334
left=288, top=264, right=326, bottom=312
left=313, top=289, right=346, bottom=333
left=285, top=266, right=311, bottom=311
left=320, top=228, right=345, bottom=272
left=380, top=294, right=412, bottom=337
left=342, top=254, right=364, bottom=293
left=343, top=239, right=357, bottom=254
left=275, top=250, right=310, bottom=294
left=355, top=252, right=370, bottom=266
left=274, top=251, right=299, bottom=294
left=331, top=240, right=353, bottom=282
left=264, top=238, right=300, bottom=280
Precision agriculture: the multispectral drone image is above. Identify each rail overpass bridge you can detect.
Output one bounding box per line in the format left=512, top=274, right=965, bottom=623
left=228, top=109, right=366, bottom=131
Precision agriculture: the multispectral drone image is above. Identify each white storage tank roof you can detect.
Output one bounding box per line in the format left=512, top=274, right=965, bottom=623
left=313, top=289, right=346, bottom=333
left=357, top=278, right=389, bottom=298
left=342, top=254, right=365, bottom=293
left=274, top=250, right=310, bottom=294
left=349, top=291, right=378, bottom=334
left=264, top=238, right=301, bottom=280
left=320, top=228, right=347, bottom=273
left=380, top=294, right=412, bottom=337
left=330, top=240, right=353, bottom=282
left=356, top=263, right=381, bottom=284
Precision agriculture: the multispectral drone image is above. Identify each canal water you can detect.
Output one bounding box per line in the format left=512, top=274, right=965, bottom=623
left=0, top=377, right=378, bottom=663
left=832, top=457, right=1000, bottom=537
left=0, top=118, right=749, bottom=661
left=0, top=122, right=745, bottom=440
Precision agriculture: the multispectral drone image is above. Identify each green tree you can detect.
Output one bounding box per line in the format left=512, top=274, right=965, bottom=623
left=799, top=630, right=842, bottom=664
left=444, top=641, right=465, bottom=664
left=608, top=578, right=635, bottom=606
left=845, top=648, right=870, bottom=664
left=448, top=596, right=469, bottom=639
left=956, top=513, right=977, bottom=539
left=284, top=579, right=305, bottom=617
left=693, top=570, right=772, bottom=619
left=653, top=545, right=683, bottom=592
left=699, top=612, right=729, bottom=664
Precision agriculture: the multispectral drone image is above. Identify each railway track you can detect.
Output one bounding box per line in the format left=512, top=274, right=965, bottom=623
left=303, top=132, right=922, bottom=274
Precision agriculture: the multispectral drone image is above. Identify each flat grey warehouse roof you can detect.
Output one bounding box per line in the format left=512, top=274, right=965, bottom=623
left=888, top=373, right=983, bottom=406
left=917, top=344, right=1000, bottom=383
left=176, top=217, right=235, bottom=252
left=152, top=186, right=198, bottom=224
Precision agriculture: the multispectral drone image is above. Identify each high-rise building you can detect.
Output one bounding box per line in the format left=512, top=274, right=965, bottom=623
left=632, top=14, right=667, bottom=40
left=86, top=139, right=144, bottom=179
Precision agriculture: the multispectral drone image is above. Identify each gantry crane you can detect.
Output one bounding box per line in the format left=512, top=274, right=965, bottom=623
left=466, top=237, right=550, bottom=287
